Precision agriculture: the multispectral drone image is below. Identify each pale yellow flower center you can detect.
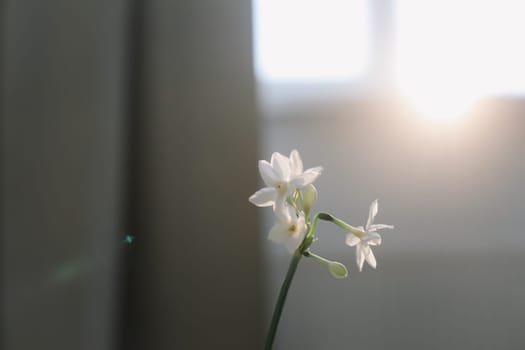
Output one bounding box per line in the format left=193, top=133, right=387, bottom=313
left=353, top=229, right=366, bottom=238
left=274, top=182, right=287, bottom=195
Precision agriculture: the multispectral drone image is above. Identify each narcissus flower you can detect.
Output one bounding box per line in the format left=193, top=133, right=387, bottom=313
left=268, top=204, right=307, bottom=254
left=345, top=199, right=394, bottom=271
left=249, top=149, right=396, bottom=349
left=249, top=150, right=323, bottom=209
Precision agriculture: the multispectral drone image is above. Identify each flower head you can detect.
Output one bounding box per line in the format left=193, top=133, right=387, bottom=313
left=345, top=199, right=394, bottom=271
left=268, top=204, right=307, bottom=254
left=249, top=150, right=323, bottom=209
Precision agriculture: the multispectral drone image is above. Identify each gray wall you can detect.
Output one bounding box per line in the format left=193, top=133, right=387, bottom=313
left=121, top=1, right=263, bottom=349
left=1, top=1, right=128, bottom=349
left=1, top=1, right=263, bottom=349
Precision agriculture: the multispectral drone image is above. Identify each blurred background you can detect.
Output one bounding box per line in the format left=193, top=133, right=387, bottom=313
left=2, top=1, right=525, bottom=349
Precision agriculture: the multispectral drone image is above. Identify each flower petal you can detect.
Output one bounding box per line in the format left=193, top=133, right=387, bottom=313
left=281, top=182, right=297, bottom=200
left=296, top=214, right=307, bottom=237
left=249, top=187, right=277, bottom=207
left=363, top=245, right=377, bottom=269
left=362, top=232, right=382, bottom=245
left=292, top=166, right=323, bottom=187
left=268, top=222, right=289, bottom=245
left=283, top=213, right=307, bottom=254
left=356, top=244, right=365, bottom=272
left=258, top=160, right=280, bottom=186
left=271, top=152, right=291, bottom=180
left=285, top=232, right=303, bottom=254
left=366, top=199, right=379, bottom=230
left=274, top=201, right=293, bottom=223
left=289, top=149, right=304, bottom=175
left=369, top=224, right=394, bottom=232
left=345, top=233, right=361, bottom=247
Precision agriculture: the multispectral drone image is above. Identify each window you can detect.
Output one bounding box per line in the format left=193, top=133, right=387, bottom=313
left=253, top=0, right=370, bottom=82
left=396, top=0, right=525, bottom=118
left=253, top=0, right=525, bottom=116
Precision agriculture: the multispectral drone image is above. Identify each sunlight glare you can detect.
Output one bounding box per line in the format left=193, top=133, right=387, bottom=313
left=396, top=0, right=525, bottom=121
left=406, top=87, right=478, bottom=124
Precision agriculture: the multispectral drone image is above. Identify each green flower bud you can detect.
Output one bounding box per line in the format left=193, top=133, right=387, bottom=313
left=304, top=251, right=349, bottom=279
left=302, top=184, right=318, bottom=217
left=328, top=261, right=348, bottom=279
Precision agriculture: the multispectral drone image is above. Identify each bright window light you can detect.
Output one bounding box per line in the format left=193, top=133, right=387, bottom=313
left=253, top=0, right=370, bottom=82
left=396, top=0, right=525, bottom=121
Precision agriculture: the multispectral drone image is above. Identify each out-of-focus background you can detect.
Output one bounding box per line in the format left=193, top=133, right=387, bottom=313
left=2, top=1, right=525, bottom=349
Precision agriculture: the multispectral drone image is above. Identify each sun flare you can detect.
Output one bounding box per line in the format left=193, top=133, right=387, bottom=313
left=406, top=90, right=477, bottom=123
left=396, top=0, right=525, bottom=123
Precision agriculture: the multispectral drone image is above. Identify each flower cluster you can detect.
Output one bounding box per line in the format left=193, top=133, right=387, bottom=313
left=249, top=150, right=322, bottom=254
left=249, top=149, right=393, bottom=276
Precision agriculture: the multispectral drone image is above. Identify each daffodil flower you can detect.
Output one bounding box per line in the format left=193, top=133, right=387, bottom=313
left=249, top=150, right=323, bottom=209
left=345, top=199, right=394, bottom=271
left=268, top=204, right=307, bottom=254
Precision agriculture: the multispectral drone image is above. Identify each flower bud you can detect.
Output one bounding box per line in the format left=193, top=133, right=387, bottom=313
left=328, top=261, right=349, bottom=279
left=302, top=184, right=318, bottom=217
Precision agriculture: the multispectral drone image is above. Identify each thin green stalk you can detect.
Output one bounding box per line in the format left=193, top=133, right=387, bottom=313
left=264, top=212, right=354, bottom=349
left=303, top=250, right=331, bottom=265
left=264, top=250, right=302, bottom=350
left=317, top=212, right=362, bottom=236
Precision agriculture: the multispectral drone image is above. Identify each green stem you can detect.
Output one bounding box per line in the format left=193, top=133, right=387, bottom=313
left=264, top=250, right=302, bottom=350
left=303, top=251, right=331, bottom=266
left=264, top=212, right=355, bottom=349
left=316, top=212, right=363, bottom=236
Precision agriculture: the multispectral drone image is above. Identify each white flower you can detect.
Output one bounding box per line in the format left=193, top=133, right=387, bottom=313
left=345, top=199, right=394, bottom=271
left=249, top=150, right=323, bottom=209
left=268, top=204, right=307, bottom=254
